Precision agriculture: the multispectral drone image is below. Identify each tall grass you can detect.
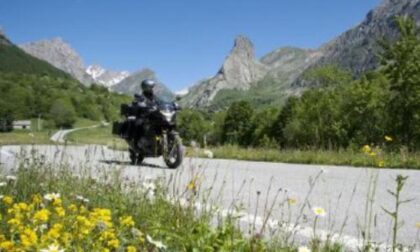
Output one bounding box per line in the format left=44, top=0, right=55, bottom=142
left=0, top=147, right=418, bottom=251
left=188, top=145, right=420, bottom=169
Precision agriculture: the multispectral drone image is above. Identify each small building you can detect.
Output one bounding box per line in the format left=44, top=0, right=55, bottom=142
left=13, top=120, right=31, bottom=130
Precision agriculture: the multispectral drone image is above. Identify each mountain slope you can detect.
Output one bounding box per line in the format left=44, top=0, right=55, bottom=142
left=20, top=38, right=94, bottom=85
left=0, top=34, right=71, bottom=79
left=293, top=0, right=420, bottom=88
left=111, top=68, right=174, bottom=101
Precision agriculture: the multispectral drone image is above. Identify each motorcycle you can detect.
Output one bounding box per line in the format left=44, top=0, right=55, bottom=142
left=112, top=100, right=183, bottom=169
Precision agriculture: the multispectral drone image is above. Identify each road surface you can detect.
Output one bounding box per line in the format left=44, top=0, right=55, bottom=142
left=0, top=144, right=419, bottom=250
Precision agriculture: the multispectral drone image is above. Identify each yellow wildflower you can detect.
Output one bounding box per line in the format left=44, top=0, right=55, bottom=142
left=55, top=206, right=65, bottom=217
left=33, top=209, right=50, bottom=222
left=287, top=198, right=297, bottom=205
left=378, top=160, right=385, bottom=167
left=126, top=246, right=137, bottom=252
left=32, top=194, right=43, bottom=205
left=21, top=228, right=38, bottom=248
left=3, top=195, right=13, bottom=205
left=0, top=241, right=14, bottom=250
left=312, top=206, right=326, bottom=217
left=107, top=238, right=120, bottom=249
left=385, top=135, right=393, bottom=142
left=47, top=223, right=63, bottom=239
left=120, top=216, right=135, bottom=227
left=7, top=218, right=21, bottom=229
left=416, top=222, right=420, bottom=229
left=68, top=204, right=78, bottom=213
left=361, top=144, right=371, bottom=154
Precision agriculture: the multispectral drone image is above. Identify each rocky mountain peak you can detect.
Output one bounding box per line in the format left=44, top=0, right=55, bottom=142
left=180, top=35, right=268, bottom=107
left=232, top=35, right=254, bottom=56
left=217, top=35, right=267, bottom=88
left=20, top=38, right=94, bottom=85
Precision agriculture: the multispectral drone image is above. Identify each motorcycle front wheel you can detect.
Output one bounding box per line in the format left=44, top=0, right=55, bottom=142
left=129, top=148, right=144, bottom=165
left=164, top=134, right=183, bottom=169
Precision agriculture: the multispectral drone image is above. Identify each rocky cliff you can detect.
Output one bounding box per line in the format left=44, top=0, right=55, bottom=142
left=181, top=36, right=268, bottom=107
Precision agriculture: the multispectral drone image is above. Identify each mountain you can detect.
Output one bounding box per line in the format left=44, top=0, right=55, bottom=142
left=292, top=0, right=420, bottom=88
left=181, top=36, right=268, bottom=107
left=182, top=0, right=420, bottom=109
left=0, top=33, right=71, bottom=78
left=20, top=37, right=94, bottom=85
left=86, top=64, right=130, bottom=88
left=111, top=68, right=174, bottom=101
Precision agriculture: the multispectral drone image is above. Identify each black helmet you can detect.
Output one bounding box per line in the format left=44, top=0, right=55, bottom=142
left=141, top=79, right=156, bottom=97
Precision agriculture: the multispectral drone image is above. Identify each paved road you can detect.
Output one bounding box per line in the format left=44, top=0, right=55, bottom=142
left=0, top=145, right=419, bottom=250
left=50, top=123, right=108, bottom=143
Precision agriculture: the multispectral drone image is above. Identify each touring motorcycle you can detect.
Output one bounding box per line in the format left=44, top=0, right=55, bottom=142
left=112, top=101, right=183, bottom=168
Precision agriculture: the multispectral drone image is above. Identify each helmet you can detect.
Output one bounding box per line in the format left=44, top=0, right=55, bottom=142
left=141, top=79, right=156, bottom=97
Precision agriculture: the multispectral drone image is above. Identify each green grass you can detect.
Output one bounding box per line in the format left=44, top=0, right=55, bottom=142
left=188, top=145, right=420, bottom=169
left=0, top=129, right=54, bottom=145
left=66, top=124, right=127, bottom=150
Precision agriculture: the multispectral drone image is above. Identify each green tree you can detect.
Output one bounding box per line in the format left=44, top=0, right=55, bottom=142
left=222, top=101, right=254, bottom=146
left=177, top=109, right=210, bottom=146
left=49, top=98, right=77, bottom=128
left=303, top=65, right=352, bottom=88
left=381, top=16, right=420, bottom=149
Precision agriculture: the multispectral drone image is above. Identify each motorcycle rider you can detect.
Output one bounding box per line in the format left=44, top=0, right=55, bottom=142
left=131, top=79, right=160, bottom=143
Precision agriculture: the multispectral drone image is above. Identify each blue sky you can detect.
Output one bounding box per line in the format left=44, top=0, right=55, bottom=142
left=0, top=0, right=381, bottom=91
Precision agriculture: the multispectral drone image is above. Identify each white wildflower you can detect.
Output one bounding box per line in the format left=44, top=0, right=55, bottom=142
left=312, top=206, right=326, bottom=217
left=146, top=235, right=167, bottom=250
left=203, top=149, right=214, bottom=158
left=76, top=195, right=89, bottom=203
left=44, top=193, right=60, bottom=201
left=0, top=182, right=7, bottom=187
left=40, top=244, right=64, bottom=252
left=6, top=175, right=16, bottom=181
left=298, top=246, right=311, bottom=252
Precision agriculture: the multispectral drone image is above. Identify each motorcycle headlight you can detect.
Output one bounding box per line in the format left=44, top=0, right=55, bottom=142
left=160, top=110, right=175, bottom=121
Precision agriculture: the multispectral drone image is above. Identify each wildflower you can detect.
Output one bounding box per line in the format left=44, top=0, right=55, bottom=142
left=203, top=149, right=214, bottom=158
left=76, top=195, right=90, bottom=203
left=107, top=238, right=120, bottom=249
left=120, top=216, right=135, bottom=227
left=385, top=135, right=393, bottom=142
left=187, top=176, right=199, bottom=191
left=20, top=228, right=38, bottom=248
left=287, top=198, right=297, bottom=205
left=47, top=224, right=63, bottom=239
left=32, top=194, right=43, bottom=205
left=416, top=222, right=420, bottom=229
left=44, top=193, right=60, bottom=201
left=33, top=209, right=50, bottom=222
left=146, top=235, right=167, bottom=250
left=0, top=182, right=6, bottom=187
left=0, top=241, right=14, bottom=250
left=312, top=207, right=326, bottom=217
left=298, top=246, right=311, bottom=252
left=127, top=246, right=137, bottom=252
left=6, top=175, right=16, bottom=181
left=2, top=195, right=13, bottom=205
left=378, top=160, right=385, bottom=168
left=40, top=244, right=64, bottom=252
left=361, top=145, right=371, bottom=154
left=55, top=206, right=65, bottom=217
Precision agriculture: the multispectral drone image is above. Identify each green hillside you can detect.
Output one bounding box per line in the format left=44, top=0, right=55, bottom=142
left=0, top=34, right=131, bottom=129
left=0, top=34, right=71, bottom=79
